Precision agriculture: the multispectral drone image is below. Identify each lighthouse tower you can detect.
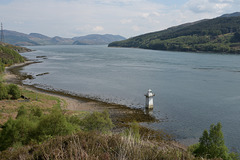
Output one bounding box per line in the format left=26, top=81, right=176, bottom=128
left=145, top=89, right=155, bottom=109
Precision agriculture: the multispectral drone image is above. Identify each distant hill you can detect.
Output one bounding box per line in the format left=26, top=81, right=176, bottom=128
left=73, top=34, right=126, bottom=45
left=109, top=12, right=240, bottom=54
left=4, top=30, right=74, bottom=46
left=3, top=30, right=126, bottom=46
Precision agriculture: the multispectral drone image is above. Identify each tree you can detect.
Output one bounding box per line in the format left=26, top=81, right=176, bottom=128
left=193, top=122, right=233, bottom=160
left=231, top=32, right=240, bottom=42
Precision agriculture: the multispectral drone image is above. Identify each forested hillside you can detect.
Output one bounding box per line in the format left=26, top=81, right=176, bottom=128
left=109, top=15, right=240, bottom=53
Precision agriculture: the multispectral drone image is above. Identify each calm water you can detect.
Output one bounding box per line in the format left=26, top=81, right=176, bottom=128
left=20, top=45, right=240, bottom=150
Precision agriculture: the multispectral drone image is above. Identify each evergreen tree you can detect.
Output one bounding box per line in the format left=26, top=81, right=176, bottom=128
left=193, top=122, right=231, bottom=159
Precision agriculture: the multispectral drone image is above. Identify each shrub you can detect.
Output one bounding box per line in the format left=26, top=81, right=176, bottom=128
left=0, top=61, right=4, bottom=73
left=16, top=105, right=28, bottom=119
left=0, top=83, right=8, bottom=100
left=0, top=107, right=115, bottom=151
left=80, top=110, right=114, bottom=133
left=8, top=84, right=21, bottom=99
left=36, top=108, right=75, bottom=142
left=0, top=117, right=37, bottom=151
left=30, top=107, right=43, bottom=118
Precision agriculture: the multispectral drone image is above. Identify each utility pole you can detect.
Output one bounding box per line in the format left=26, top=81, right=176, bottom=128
left=1, top=23, right=5, bottom=42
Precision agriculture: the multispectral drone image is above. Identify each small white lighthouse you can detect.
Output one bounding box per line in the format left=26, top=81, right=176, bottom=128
left=145, top=89, right=155, bottom=109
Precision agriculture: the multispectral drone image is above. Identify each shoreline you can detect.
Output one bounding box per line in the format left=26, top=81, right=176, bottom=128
left=4, top=60, right=164, bottom=133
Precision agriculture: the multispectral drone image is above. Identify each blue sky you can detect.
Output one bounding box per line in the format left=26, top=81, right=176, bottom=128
left=0, top=0, right=239, bottom=38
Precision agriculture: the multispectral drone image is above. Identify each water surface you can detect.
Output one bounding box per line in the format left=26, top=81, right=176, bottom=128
left=21, top=45, right=240, bottom=150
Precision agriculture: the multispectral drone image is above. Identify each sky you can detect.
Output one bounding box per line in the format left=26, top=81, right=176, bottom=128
left=0, top=0, right=239, bottom=38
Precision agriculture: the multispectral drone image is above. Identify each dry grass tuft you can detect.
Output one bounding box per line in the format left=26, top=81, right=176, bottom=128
left=0, top=131, right=198, bottom=160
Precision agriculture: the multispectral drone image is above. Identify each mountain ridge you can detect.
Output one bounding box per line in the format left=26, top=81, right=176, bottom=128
left=3, top=30, right=126, bottom=46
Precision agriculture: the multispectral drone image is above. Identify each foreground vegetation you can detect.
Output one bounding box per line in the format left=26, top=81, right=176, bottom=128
left=0, top=129, right=194, bottom=160
left=0, top=88, right=192, bottom=159
left=109, top=16, right=240, bottom=53
left=0, top=98, right=238, bottom=159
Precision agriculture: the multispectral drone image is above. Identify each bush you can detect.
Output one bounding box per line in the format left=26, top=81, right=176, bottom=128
left=36, top=108, right=76, bottom=142
left=30, top=107, right=43, bottom=118
left=0, top=106, right=115, bottom=151
left=0, top=83, right=8, bottom=100
left=80, top=110, right=114, bottom=133
left=0, top=117, right=37, bottom=151
left=8, top=84, right=21, bottom=99
left=0, top=61, right=4, bottom=73
left=16, top=105, right=28, bottom=119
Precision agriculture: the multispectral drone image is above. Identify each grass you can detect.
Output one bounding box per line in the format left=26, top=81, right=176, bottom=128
left=0, top=87, right=67, bottom=125
left=0, top=131, right=197, bottom=160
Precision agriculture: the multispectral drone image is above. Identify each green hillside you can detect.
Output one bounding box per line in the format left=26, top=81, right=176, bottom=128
left=109, top=16, right=240, bottom=54
left=0, top=42, right=29, bottom=73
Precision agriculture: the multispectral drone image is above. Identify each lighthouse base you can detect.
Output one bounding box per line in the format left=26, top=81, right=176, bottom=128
left=145, top=97, right=154, bottom=109
left=146, top=104, right=153, bottom=109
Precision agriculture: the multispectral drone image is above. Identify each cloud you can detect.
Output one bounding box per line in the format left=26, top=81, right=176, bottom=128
left=132, top=25, right=140, bottom=32
left=185, top=0, right=234, bottom=13
left=93, top=26, right=104, bottom=32
left=0, top=0, right=239, bottom=38
left=120, top=19, right=132, bottom=24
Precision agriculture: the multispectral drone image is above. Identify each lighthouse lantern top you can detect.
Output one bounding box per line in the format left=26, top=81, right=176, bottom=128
left=145, top=89, right=155, bottom=98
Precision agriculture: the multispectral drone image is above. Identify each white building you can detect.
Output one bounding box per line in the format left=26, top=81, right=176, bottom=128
left=145, top=89, right=155, bottom=109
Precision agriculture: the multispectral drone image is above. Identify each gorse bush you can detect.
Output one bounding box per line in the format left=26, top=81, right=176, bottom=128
left=0, top=107, right=113, bottom=151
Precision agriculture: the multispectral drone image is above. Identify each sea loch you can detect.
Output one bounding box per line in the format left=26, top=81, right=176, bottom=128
left=20, top=45, right=240, bottom=151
